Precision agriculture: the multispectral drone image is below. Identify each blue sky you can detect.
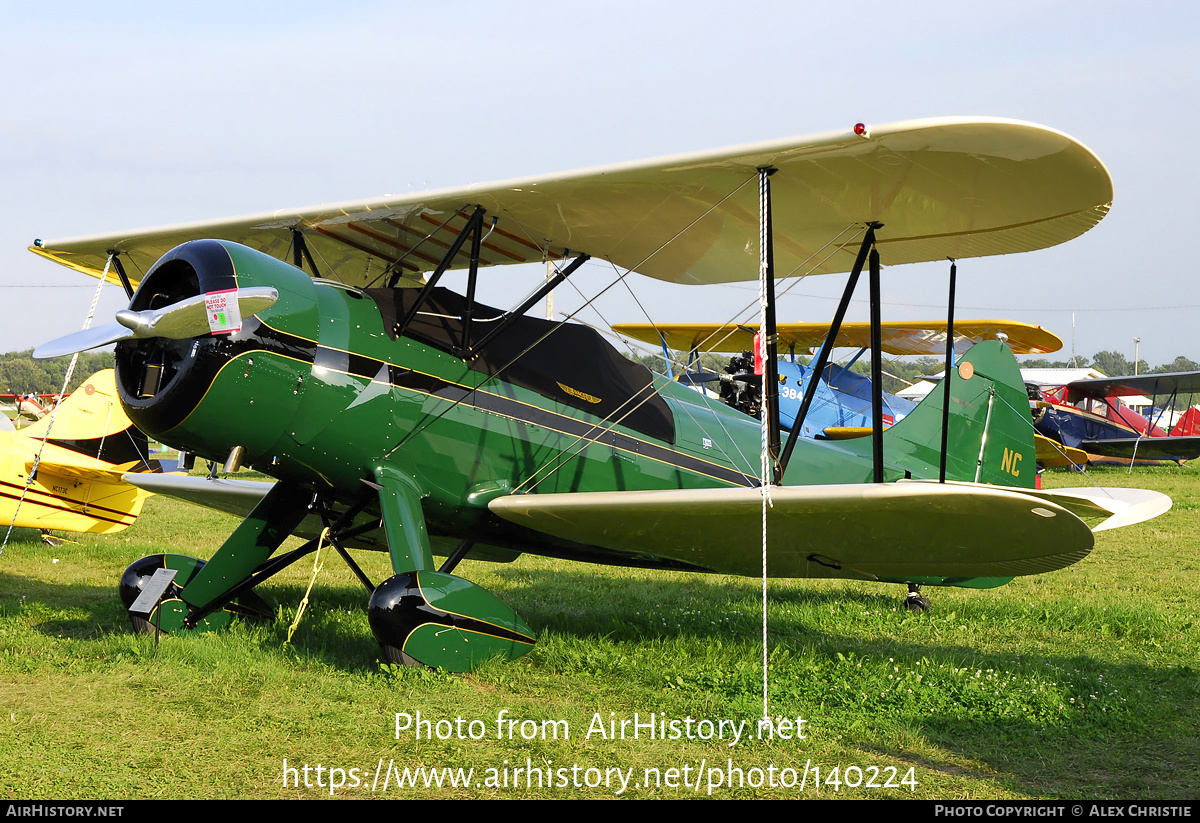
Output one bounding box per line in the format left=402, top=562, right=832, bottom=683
left=2, top=1, right=1197, bottom=369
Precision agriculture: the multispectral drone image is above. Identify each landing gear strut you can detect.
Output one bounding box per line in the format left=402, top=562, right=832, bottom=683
left=119, top=553, right=273, bottom=634
left=368, top=466, right=535, bottom=671
left=904, top=583, right=931, bottom=613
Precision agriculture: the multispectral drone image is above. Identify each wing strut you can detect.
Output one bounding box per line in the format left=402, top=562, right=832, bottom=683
left=465, top=253, right=591, bottom=358
left=659, top=333, right=675, bottom=379
left=756, top=167, right=775, bottom=724
left=869, top=245, right=884, bottom=482
left=290, top=228, right=321, bottom=278
left=778, top=225, right=880, bottom=477
left=1150, top=387, right=1175, bottom=433
left=758, top=168, right=782, bottom=484
left=394, top=206, right=487, bottom=340
left=459, top=214, right=486, bottom=358
left=939, top=260, right=957, bottom=483
left=1102, top=395, right=1154, bottom=437
left=110, top=254, right=135, bottom=299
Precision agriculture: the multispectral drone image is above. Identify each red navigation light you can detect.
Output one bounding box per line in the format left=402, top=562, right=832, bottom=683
left=853, top=122, right=869, bottom=138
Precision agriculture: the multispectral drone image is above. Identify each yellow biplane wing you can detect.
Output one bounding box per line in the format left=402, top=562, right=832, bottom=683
left=1034, top=433, right=1089, bottom=468
left=21, top=459, right=143, bottom=484
left=0, top=371, right=165, bottom=535
left=613, top=319, right=1063, bottom=356
left=30, top=117, right=1110, bottom=289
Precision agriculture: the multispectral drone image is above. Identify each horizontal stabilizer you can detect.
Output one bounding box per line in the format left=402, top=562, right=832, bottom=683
left=31, top=462, right=128, bottom=483
left=1021, top=486, right=1173, bottom=533
left=905, top=480, right=1171, bottom=533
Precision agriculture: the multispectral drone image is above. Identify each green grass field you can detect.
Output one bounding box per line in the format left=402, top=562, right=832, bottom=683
left=0, top=467, right=1196, bottom=799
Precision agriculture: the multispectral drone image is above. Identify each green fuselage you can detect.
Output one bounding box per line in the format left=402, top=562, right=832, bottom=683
left=116, top=241, right=1032, bottom=572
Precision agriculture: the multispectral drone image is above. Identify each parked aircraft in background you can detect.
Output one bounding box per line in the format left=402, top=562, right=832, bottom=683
left=1030, top=371, right=1200, bottom=465
left=0, top=391, right=61, bottom=426
left=614, top=319, right=1061, bottom=439
left=0, top=370, right=171, bottom=541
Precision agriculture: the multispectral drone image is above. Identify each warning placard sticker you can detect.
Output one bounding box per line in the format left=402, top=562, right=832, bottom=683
left=205, top=289, right=242, bottom=334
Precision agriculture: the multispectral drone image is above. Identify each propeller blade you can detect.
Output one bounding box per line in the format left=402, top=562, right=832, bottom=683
left=33, top=287, right=279, bottom=360
left=678, top=371, right=758, bottom=385
left=678, top=371, right=723, bottom=385
left=33, top=323, right=134, bottom=359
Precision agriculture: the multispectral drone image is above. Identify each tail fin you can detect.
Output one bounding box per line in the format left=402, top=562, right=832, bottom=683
left=882, top=340, right=1036, bottom=489
left=1171, top=406, right=1200, bottom=437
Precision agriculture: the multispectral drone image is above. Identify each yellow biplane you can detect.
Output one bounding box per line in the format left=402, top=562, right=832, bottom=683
left=0, top=370, right=169, bottom=537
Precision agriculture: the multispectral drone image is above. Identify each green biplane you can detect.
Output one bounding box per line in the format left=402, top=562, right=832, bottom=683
left=33, top=117, right=1170, bottom=672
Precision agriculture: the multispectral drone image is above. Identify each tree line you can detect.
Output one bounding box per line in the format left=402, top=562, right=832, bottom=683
left=0, top=350, right=115, bottom=396
left=5, top=345, right=1199, bottom=404
left=1020, top=351, right=1200, bottom=377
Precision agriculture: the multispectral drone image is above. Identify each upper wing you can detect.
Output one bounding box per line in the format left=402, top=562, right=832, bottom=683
left=31, top=117, right=1111, bottom=288
left=613, top=319, right=1063, bottom=356
left=1066, top=371, right=1200, bottom=400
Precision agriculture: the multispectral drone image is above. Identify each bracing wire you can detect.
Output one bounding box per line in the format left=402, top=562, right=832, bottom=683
left=0, top=256, right=112, bottom=558
left=757, top=171, right=772, bottom=724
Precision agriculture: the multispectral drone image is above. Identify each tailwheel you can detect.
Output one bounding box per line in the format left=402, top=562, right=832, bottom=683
left=367, top=571, right=535, bottom=673
left=904, top=583, right=931, bottom=613
left=119, top=554, right=272, bottom=634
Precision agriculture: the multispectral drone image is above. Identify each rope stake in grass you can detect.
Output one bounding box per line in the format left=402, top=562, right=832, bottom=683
left=286, top=528, right=328, bottom=645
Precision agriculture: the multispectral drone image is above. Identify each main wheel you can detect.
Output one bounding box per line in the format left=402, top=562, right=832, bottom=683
left=368, top=571, right=535, bottom=672
left=119, top=554, right=271, bottom=634
left=904, top=583, right=931, bottom=613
